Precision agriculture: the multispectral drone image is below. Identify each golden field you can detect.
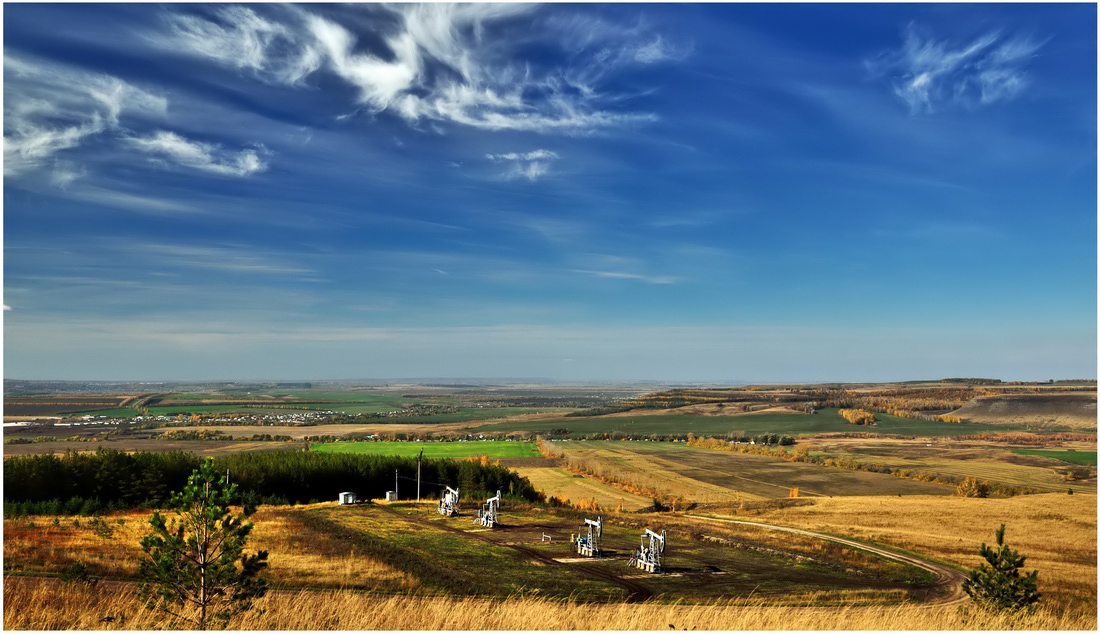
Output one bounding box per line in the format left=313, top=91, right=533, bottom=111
left=4, top=576, right=1093, bottom=630
left=723, top=492, right=1096, bottom=619
left=3, top=507, right=415, bottom=593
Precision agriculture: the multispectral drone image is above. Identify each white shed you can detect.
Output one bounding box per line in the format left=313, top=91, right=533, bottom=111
left=338, top=492, right=356, bottom=505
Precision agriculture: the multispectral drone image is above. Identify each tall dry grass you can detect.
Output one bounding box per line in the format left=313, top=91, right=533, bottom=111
left=4, top=576, right=1092, bottom=630
left=2, top=507, right=414, bottom=592
left=728, top=493, right=1097, bottom=620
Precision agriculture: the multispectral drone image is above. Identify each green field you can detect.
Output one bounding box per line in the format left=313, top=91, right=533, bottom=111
left=68, top=408, right=141, bottom=418
left=311, top=440, right=541, bottom=459
left=1012, top=449, right=1097, bottom=466
left=145, top=405, right=314, bottom=415
left=475, top=408, right=1034, bottom=437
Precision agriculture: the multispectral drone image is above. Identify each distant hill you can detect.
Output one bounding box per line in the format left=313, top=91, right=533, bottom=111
left=950, top=393, right=1097, bottom=429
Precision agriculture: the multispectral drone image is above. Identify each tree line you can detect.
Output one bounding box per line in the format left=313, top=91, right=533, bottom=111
left=3, top=448, right=541, bottom=516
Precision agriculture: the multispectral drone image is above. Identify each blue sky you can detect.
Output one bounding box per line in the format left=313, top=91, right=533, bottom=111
left=3, top=3, right=1096, bottom=383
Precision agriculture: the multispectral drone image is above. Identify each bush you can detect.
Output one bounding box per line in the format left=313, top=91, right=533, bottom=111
left=956, top=476, right=991, bottom=498
left=59, top=562, right=94, bottom=585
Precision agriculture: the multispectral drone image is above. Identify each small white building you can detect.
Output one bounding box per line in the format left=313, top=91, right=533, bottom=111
left=338, top=492, right=357, bottom=505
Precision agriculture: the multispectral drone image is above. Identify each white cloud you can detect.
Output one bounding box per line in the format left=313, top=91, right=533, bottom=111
left=869, top=25, right=1043, bottom=113
left=154, top=4, right=668, bottom=134
left=3, top=55, right=167, bottom=176
left=131, top=243, right=313, bottom=276
left=486, top=149, right=559, bottom=181
left=49, top=161, right=87, bottom=189
left=129, top=131, right=268, bottom=177
left=306, top=14, right=421, bottom=111
left=573, top=269, right=680, bottom=285
left=160, top=6, right=320, bottom=85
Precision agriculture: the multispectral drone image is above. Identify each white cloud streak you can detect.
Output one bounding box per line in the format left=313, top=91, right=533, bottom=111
left=573, top=269, right=680, bottom=285
left=485, top=149, right=559, bottom=181
left=128, top=243, right=314, bottom=276
left=128, top=131, right=268, bottom=177
left=869, top=25, right=1044, bottom=114
left=4, top=55, right=270, bottom=182
left=160, top=6, right=321, bottom=85
left=3, top=55, right=167, bottom=175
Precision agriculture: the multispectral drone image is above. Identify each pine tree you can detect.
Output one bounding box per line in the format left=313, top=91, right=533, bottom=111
left=962, top=524, right=1040, bottom=612
left=139, top=458, right=268, bottom=629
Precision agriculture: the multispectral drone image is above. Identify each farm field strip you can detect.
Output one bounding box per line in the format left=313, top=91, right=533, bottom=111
left=557, top=441, right=954, bottom=499
left=311, top=440, right=540, bottom=459
left=814, top=450, right=1097, bottom=494
left=512, top=466, right=655, bottom=511
left=476, top=409, right=1042, bottom=437
left=1011, top=449, right=1097, bottom=466
left=554, top=443, right=752, bottom=503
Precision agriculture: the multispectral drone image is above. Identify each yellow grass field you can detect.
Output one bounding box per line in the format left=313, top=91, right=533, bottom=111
left=718, top=493, right=1096, bottom=620
left=3, top=507, right=416, bottom=593
left=4, top=576, right=1092, bottom=630
left=805, top=438, right=1098, bottom=494
left=512, top=465, right=653, bottom=510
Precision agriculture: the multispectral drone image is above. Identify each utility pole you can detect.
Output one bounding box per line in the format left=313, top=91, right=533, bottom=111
left=417, top=449, right=423, bottom=502
left=394, top=468, right=398, bottom=500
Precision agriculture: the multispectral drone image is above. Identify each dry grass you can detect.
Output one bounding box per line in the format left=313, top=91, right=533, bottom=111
left=513, top=465, right=653, bottom=510
left=554, top=442, right=755, bottom=504
left=4, top=576, right=1092, bottom=630
left=725, top=493, right=1096, bottom=620
left=2, top=507, right=415, bottom=592
left=951, top=393, right=1096, bottom=429
left=805, top=438, right=1097, bottom=494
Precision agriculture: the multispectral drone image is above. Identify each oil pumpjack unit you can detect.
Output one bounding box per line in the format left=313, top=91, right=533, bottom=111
left=628, top=528, right=666, bottom=573
left=575, top=516, right=602, bottom=557
left=474, top=490, right=501, bottom=528
left=438, top=486, right=459, bottom=516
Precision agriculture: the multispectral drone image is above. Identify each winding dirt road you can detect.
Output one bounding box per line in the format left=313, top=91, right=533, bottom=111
left=685, top=514, right=969, bottom=606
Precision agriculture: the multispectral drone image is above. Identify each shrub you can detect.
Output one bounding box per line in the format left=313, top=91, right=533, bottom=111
left=956, top=476, right=991, bottom=498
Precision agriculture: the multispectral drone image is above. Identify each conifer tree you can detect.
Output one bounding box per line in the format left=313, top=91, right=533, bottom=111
left=962, top=524, right=1040, bottom=611
left=139, top=458, right=268, bottom=629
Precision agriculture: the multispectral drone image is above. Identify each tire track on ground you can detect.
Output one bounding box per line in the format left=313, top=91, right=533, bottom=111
left=684, top=514, right=968, bottom=606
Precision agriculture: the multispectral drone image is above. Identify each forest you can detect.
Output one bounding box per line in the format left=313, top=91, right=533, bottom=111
left=3, top=448, right=541, bottom=515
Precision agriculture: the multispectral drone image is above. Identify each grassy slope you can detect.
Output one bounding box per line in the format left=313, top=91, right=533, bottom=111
left=553, top=440, right=953, bottom=500
left=727, top=493, right=1097, bottom=617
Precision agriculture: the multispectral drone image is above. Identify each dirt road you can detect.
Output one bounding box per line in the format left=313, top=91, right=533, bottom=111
left=685, top=514, right=969, bottom=606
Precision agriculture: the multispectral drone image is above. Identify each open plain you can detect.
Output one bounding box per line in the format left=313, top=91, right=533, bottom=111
left=3, top=379, right=1096, bottom=630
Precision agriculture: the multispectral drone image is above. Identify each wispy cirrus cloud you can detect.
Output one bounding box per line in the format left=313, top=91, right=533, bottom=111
left=128, top=131, right=268, bottom=177
left=868, top=25, right=1044, bottom=114
left=573, top=269, right=680, bottom=285
left=160, top=5, right=321, bottom=85
left=154, top=4, right=672, bottom=134
left=3, top=55, right=167, bottom=176
left=4, top=54, right=271, bottom=183
left=129, top=243, right=314, bottom=276
left=485, top=149, right=559, bottom=181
